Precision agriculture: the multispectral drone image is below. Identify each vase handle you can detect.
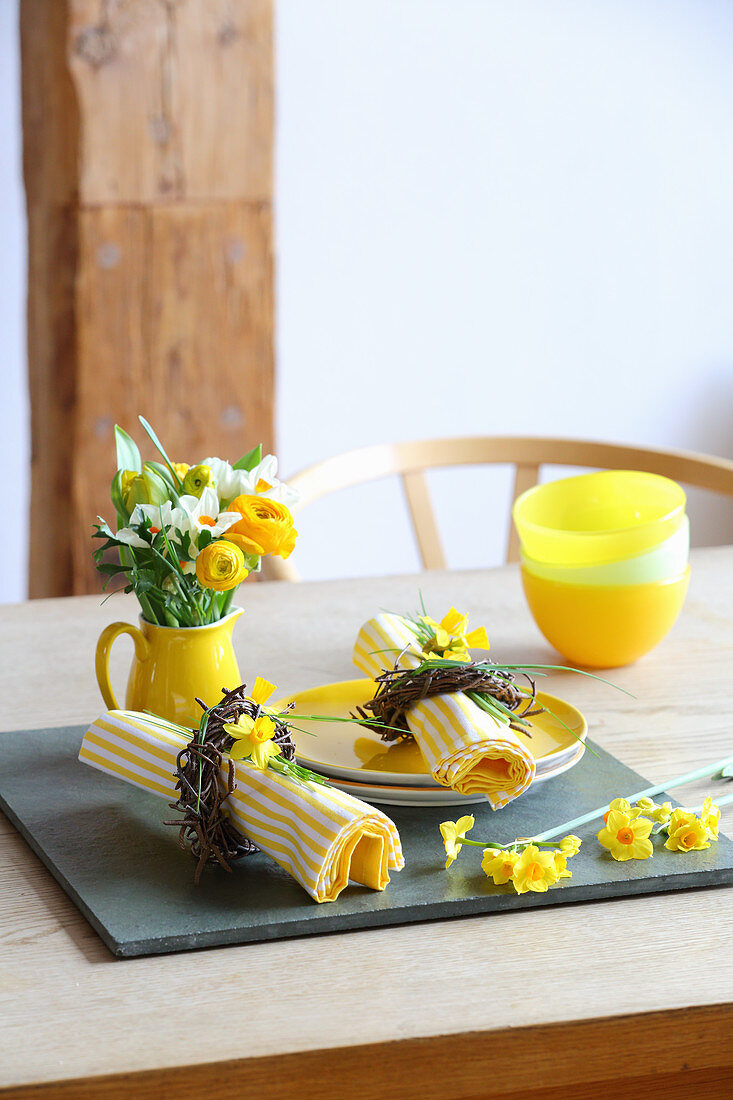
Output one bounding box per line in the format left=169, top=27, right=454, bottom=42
left=95, top=622, right=149, bottom=710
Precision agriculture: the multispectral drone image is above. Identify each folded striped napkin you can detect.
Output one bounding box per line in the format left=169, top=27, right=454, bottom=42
left=353, top=613, right=536, bottom=808
left=80, top=709, right=403, bottom=903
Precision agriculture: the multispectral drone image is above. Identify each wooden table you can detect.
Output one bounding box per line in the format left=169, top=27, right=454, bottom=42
left=1, top=548, right=732, bottom=1098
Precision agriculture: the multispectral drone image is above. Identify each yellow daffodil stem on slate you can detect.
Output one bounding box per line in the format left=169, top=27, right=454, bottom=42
left=530, top=752, right=733, bottom=844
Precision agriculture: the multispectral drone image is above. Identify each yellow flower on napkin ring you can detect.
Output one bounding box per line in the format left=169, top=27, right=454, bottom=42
left=419, top=607, right=490, bottom=661
left=223, top=677, right=281, bottom=769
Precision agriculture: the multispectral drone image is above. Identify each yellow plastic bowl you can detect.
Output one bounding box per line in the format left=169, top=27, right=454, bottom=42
left=520, top=515, right=690, bottom=587
left=513, top=470, right=686, bottom=566
left=521, top=565, right=690, bottom=668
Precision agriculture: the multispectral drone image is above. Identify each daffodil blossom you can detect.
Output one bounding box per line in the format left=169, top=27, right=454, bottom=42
left=202, top=455, right=300, bottom=508
left=111, top=525, right=150, bottom=549
left=130, top=499, right=178, bottom=533
left=439, top=815, right=475, bottom=867
left=481, top=848, right=519, bottom=885
left=223, top=677, right=282, bottom=769
left=596, top=809, right=654, bottom=861
left=511, top=845, right=561, bottom=893
left=419, top=607, right=490, bottom=661
left=700, top=796, right=721, bottom=840
left=173, top=487, right=242, bottom=542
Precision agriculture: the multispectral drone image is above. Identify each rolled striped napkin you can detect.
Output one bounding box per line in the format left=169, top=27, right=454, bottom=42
left=80, top=709, right=403, bottom=903
left=353, top=613, right=536, bottom=808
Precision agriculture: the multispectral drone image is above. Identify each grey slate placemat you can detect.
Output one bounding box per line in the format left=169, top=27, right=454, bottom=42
left=0, top=725, right=731, bottom=957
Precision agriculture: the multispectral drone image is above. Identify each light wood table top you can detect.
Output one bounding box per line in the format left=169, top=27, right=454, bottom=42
left=1, top=548, right=732, bottom=1098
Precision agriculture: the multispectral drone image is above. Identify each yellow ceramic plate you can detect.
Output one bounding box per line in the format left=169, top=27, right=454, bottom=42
left=274, top=679, right=587, bottom=788
left=328, top=743, right=587, bottom=807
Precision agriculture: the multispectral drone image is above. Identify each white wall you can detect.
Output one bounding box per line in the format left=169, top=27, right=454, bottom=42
left=3, top=0, right=733, bottom=599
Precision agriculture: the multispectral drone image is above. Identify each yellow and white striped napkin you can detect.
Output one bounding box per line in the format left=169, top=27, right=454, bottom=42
left=353, top=613, right=536, bottom=808
left=80, top=710, right=403, bottom=903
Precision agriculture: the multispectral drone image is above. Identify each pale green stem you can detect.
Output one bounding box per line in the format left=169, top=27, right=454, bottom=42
left=219, top=587, right=235, bottom=619
left=530, top=753, right=733, bottom=843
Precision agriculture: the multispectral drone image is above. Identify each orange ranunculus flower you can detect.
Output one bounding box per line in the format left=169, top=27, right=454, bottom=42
left=195, top=540, right=248, bottom=591
left=228, top=495, right=298, bottom=559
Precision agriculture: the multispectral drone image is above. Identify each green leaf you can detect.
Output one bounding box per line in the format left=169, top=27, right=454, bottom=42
left=198, top=528, right=213, bottom=551
left=114, top=426, right=141, bottom=473
left=138, top=416, right=183, bottom=487
left=233, top=444, right=262, bottom=472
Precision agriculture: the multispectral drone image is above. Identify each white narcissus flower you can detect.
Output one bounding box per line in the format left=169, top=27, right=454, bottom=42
left=201, top=454, right=300, bottom=508
left=132, top=490, right=241, bottom=573
left=112, top=526, right=149, bottom=549
left=173, top=488, right=242, bottom=542
left=130, top=500, right=177, bottom=533
left=247, top=454, right=300, bottom=508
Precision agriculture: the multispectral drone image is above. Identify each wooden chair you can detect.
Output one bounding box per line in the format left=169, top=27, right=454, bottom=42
left=263, top=437, right=733, bottom=581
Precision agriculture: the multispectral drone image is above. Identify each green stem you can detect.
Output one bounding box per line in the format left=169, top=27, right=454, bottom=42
left=219, top=587, right=235, bottom=619
left=530, top=752, right=733, bottom=843
left=459, top=837, right=559, bottom=850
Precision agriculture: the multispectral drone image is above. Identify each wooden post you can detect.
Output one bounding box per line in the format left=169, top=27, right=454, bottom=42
left=22, top=0, right=274, bottom=596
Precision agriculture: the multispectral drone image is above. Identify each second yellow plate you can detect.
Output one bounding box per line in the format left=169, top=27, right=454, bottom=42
left=274, top=679, right=587, bottom=788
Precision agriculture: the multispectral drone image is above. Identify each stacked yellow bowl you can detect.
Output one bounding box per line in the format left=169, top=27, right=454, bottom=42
left=513, top=471, right=690, bottom=668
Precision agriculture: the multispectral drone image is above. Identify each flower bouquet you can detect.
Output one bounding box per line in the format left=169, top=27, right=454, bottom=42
left=92, top=417, right=299, bottom=723
left=93, top=416, right=298, bottom=626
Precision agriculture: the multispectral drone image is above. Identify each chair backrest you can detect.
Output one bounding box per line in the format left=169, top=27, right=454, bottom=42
left=264, top=436, right=733, bottom=581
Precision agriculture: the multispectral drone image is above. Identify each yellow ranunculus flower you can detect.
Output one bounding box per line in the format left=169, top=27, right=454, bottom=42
left=664, top=815, right=711, bottom=852
left=700, top=796, right=720, bottom=840
left=183, top=464, right=214, bottom=498
left=559, top=834, right=582, bottom=856
left=439, top=815, right=475, bottom=868
left=223, top=677, right=281, bottom=769
left=481, top=847, right=518, bottom=885
left=226, top=530, right=265, bottom=558
left=195, top=540, right=248, bottom=591
left=173, top=462, right=190, bottom=480
left=511, top=845, right=560, bottom=894
left=419, top=607, right=490, bottom=661
left=597, top=809, right=653, bottom=861
left=228, top=495, right=298, bottom=559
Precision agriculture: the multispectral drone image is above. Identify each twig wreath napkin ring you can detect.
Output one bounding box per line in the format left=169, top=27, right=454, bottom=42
left=353, top=610, right=536, bottom=807
left=80, top=694, right=404, bottom=903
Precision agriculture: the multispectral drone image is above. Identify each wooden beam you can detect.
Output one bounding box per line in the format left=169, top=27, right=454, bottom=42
left=22, top=0, right=274, bottom=596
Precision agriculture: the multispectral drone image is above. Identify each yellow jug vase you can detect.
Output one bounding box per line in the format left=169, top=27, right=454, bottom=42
left=95, top=607, right=244, bottom=725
